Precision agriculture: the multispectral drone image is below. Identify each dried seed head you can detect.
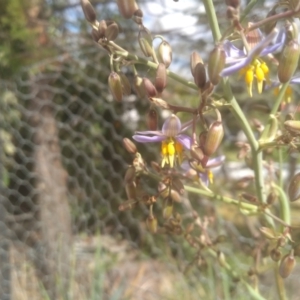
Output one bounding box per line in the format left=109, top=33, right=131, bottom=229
left=158, top=41, right=173, bottom=68
left=203, top=121, right=224, bottom=156
left=117, top=0, right=137, bottom=19
left=147, top=106, right=158, bottom=130
left=279, top=252, right=296, bottom=278
left=133, top=76, right=146, bottom=99
left=143, top=78, right=157, bottom=98
left=138, top=27, right=153, bottom=57
left=193, top=62, right=207, bottom=89
left=270, top=248, right=281, bottom=262
left=108, top=72, right=123, bottom=102
left=155, top=63, right=167, bottom=93
left=132, top=9, right=143, bottom=25
left=81, top=0, right=97, bottom=23
left=288, top=172, right=300, bottom=202
left=123, top=138, right=137, bottom=154
left=278, top=39, right=300, bottom=83
left=118, top=72, right=131, bottom=95
left=208, top=45, right=226, bottom=85
left=190, top=51, right=203, bottom=77
left=105, top=22, right=119, bottom=41
left=146, top=215, right=158, bottom=233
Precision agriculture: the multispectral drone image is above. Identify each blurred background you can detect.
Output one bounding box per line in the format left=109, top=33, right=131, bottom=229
left=1, top=0, right=300, bottom=299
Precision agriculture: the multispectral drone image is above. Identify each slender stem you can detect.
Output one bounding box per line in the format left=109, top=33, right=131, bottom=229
left=274, top=264, right=287, bottom=300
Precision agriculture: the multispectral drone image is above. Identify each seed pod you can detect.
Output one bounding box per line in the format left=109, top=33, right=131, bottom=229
left=143, top=78, right=157, bottom=97
left=132, top=9, right=143, bottom=25
left=279, top=251, right=296, bottom=278
left=155, top=63, right=167, bottom=93
left=208, top=45, right=226, bottom=85
left=123, top=138, right=137, bottom=154
left=81, top=0, right=97, bottom=23
left=203, top=121, right=224, bottom=156
left=270, top=248, right=281, bottom=262
left=190, top=51, right=203, bottom=77
left=163, top=198, right=173, bottom=219
left=284, top=120, right=300, bottom=135
left=118, top=72, right=131, bottom=95
left=125, top=181, right=137, bottom=199
left=147, top=106, right=158, bottom=130
left=124, top=166, right=136, bottom=183
left=288, top=172, right=300, bottom=202
left=158, top=41, right=173, bottom=68
left=132, top=76, right=146, bottom=99
left=146, top=215, right=158, bottom=233
left=278, top=39, right=300, bottom=83
left=108, top=72, right=123, bottom=101
left=225, top=0, right=240, bottom=8
left=138, top=27, right=153, bottom=57
left=105, top=22, right=119, bottom=41
left=193, top=62, right=207, bottom=89
left=117, top=0, right=137, bottom=19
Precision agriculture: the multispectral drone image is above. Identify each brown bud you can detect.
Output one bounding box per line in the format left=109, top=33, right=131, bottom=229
left=138, top=27, right=153, bottom=57
left=143, top=78, right=157, bottom=98
left=123, top=138, right=137, bottom=154
left=97, top=20, right=107, bottom=38
left=208, top=45, right=226, bottom=85
left=146, top=215, right=158, bottom=233
left=108, top=72, right=123, bottom=101
left=125, top=181, right=137, bottom=199
left=267, top=191, right=277, bottom=205
left=81, top=0, right=97, bottom=23
left=288, top=172, right=300, bottom=202
left=225, top=0, right=240, bottom=8
left=117, top=0, right=137, bottom=19
left=147, top=106, right=158, bottom=130
left=124, top=166, right=136, bottom=183
left=278, top=39, right=300, bottom=83
left=203, top=121, right=224, bottom=156
left=105, top=22, right=119, bottom=41
left=241, top=192, right=258, bottom=203
left=132, top=9, right=143, bottom=25
left=155, top=63, right=167, bottom=93
left=270, top=248, right=282, bottom=262
left=190, top=51, right=203, bottom=77
left=158, top=41, right=173, bottom=68
left=193, top=62, right=206, bottom=89
left=279, top=251, right=296, bottom=278
left=149, top=97, right=170, bottom=110
left=133, top=76, right=146, bottom=99
left=118, top=72, right=131, bottom=95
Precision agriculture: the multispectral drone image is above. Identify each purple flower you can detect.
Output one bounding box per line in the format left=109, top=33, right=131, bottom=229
left=133, top=114, right=192, bottom=167
left=182, top=155, right=225, bottom=186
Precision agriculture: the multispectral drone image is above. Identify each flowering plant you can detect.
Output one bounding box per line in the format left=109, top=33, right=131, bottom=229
left=81, top=0, right=300, bottom=298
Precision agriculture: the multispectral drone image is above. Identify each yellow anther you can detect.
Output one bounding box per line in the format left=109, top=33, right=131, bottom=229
left=208, top=170, right=213, bottom=184
left=255, top=65, right=264, bottom=94
left=245, top=66, right=254, bottom=97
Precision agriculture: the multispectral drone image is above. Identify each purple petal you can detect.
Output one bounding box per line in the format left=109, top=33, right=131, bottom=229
left=206, top=155, right=225, bottom=168
left=224, top=40, right=245, bottom=60
left=132, top=135, right=166, bottom=143
left=220, top=59, right=248, bottom=77
left=199, top=173, right=209, bottom=186
left=162, top=114, right=181, bottom=137
left=134, top=130, right=163, bottom=135
left=176, top=134, right=192, bottom=149
left=290, top=76, right=300, bottom=84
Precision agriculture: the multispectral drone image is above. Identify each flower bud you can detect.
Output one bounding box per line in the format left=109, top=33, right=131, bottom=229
left=125, top=181, right=137, bottom=199
left=81, top=0, right=97, bottom=24
left=163, top=198, right=173, bottom=219
left=218, top=251, right=227, bottom=267
left=203, top=121, right=224, bottom=156
left=208, top=45, right=226, bottom=85
left=278, top=39, right=300, bottom=83
left=155, top=63, right=167, bottom=93
left=149, top=97, right=170, bottom=110
left=117, top=0, right=137, bottom=19
left=267, top=191, right=277, bottom=205
left=284, top=120, right=300, bottom=135
left=193, top=62, right=207, bottom=89
left=124, top=166, right=136, bottom=183
left=91, top=28, right=101, bottom=42
left=108, top=72, right=123, bottom=101
left=147, top=106, right=158, bottom=130
left=118, top=72, right=131, bottom=95
left=270, top=248, right=282, bottom=262
left=132, top=76, right=146, bottom=99
left=241, top=192, right=258, bottom=203
left=132, top=9, right=143, bottom=25
left=288, top=172, right=300, bottom=202
left=138, top=27, right=153, bottom=57
left=143, top=78, right=157, bottom=98
left=170, top=189, right=181, bottom=203
left=97, top=20, right=107, bottom=38
left=123, top=138, right=137, bottom=154
left=146, top=215, right=158, bottom=233
left=225, top=0, right=240, bottom=8
left=279, top=251, right=296, bottom=278
left=158, top=41, right=172, bottom=68
left=105, top=22, right=119, bottom=41
left=190, top=51, right=203, bottom=77
left=264, top=8, right=277, bottom=35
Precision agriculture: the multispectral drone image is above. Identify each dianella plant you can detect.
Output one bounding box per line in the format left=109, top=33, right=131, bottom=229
left=81, top=0, right=300, bottom=298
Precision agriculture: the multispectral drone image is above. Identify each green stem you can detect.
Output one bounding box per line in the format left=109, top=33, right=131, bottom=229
left=275, top=264, right=287, bottom=300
